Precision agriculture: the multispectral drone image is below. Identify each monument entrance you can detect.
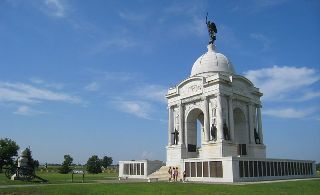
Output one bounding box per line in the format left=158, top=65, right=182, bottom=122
left=186, top=108, right=204, bottom=158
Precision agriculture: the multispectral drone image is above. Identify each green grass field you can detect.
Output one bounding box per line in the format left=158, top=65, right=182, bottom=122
left=0, top=179, right=320, bottom=195
left=0, top=168, right=117, bottom=185
left=0, top=170, right=319, bottom=195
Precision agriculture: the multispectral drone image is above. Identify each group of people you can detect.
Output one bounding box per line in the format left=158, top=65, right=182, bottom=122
left=168, top=167, right=186, bottom=182
left=168, top=167, right=179, bottom=182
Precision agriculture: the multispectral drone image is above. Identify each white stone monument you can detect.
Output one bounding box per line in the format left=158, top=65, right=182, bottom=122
left=166, top=43, right=266, bottom=166
left=119, top=18, right=316, bottom=182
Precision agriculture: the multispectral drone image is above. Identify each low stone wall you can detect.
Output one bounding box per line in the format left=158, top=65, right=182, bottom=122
left=234, top=157, right=316, bottom=182
left=181, top=157, right=316, bottom=183
left=118, top=160, right=163, bottom=179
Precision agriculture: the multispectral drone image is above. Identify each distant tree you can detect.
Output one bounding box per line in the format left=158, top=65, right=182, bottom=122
left=59, top=155, right=73, bottom=174
left=86, top=155, right=102, bottom=174
left=0, top=138, right=19, bottom=172
left=101, top=156, right=113, bottom=168
left=316, top=162, right=320, bottom=171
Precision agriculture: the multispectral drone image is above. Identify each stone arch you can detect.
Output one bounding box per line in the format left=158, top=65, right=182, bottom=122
left=233, top=107, right=249, bottom=144
left=185, top=107, right=204, bottom=157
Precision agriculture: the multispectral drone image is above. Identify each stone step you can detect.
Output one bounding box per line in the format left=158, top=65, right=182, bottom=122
left=148, top=165, right=182, bottom=181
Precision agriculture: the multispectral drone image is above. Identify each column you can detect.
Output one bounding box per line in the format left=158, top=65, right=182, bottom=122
left=228, top=96, right=234, bottom=142
left=216, top=94, right=224, bottom=141
left=179, top=103, right=184, bottom=145
left=168, top=106, right=173, bottom=146
left=257, top=105, right=263, bottom=144
left=248, top=104, right=255, bottom=144
left=204, top=97, right=210, bottom=142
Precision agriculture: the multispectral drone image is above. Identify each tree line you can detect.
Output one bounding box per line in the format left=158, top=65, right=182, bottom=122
left=0, top=138, right=113, bottom=174
left=59, top=154, right=113, bottom=174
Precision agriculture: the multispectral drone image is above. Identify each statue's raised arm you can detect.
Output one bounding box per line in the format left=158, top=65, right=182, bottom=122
left=206, top=13, right=217, bottom=44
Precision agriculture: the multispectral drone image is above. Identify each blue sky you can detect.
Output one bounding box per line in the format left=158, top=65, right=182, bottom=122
left=0, top=0, right=319, bottom=164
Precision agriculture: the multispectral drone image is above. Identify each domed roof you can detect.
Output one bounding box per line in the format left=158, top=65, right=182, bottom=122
left=191, top=44, right=235, bottom=77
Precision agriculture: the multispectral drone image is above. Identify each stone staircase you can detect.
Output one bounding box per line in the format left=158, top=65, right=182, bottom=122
left=148, top=165, right=182, bottom=181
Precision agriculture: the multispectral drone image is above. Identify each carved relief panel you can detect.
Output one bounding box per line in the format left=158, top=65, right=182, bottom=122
left=184, top=100, right=204, bottom=118
left=178, top=79, right=203, bottom=98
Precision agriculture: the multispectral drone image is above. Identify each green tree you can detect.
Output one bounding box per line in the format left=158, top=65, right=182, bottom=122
left=101, top=156, right=113, bottom=168
left=0, top=138, right=19, bottom=172
left=22, top=147, right=37, bottom=171
left=33, top=160, right=40, bottom=169
left=86, top=155, right=102, bottom=174
left=59, top=155, right=73, bottom=174
left=316, top=162, right=320, bottom=171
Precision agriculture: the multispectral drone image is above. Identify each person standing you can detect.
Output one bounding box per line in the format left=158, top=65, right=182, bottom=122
left=175, top=167, right=179, bottom=181
left=172, top=167, right=175, bottom=182
left=168, top=167, right=172, bottom=182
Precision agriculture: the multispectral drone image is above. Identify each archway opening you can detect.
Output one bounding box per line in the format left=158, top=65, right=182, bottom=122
left=186, top=108, right=204, bottom=156
left=233, top=107, right=249, bottom=156
left=196, top=119, right=202, bottom=148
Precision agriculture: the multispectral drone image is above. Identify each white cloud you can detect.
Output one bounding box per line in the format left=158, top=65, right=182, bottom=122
left=44, top=0, right=66, bottom=18
left=113, top=100, right=152, bottom=119
left=134, top=84, right=167, bottom=103
left=0, top=82, right=82, bottom=104
left=107, top=84, right=167, bottom=119
left=263, top=108, right=315, bottom=118
left=14, top=105, right=44, bottom=116
left=245, top=66, right=320, bottom=101
left=29, top=77, right=64, bottom=89
left=85, top=82, right=99, bottom=91
left=295, top=91, right=320, bottom=101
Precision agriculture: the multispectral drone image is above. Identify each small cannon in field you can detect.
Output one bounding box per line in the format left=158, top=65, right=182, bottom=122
left=4, top=165, right=35, bottom=181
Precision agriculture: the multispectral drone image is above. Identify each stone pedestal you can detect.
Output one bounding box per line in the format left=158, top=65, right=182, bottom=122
left=166, top=144, right=187, bottom=166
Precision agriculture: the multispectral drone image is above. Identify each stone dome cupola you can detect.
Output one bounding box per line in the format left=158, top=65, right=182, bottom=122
left=190, top=44, right=235, bottom=77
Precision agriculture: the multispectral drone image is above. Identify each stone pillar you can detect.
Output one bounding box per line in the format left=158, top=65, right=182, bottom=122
left=216, top=94, right=224, bottom=141
left=168, top=106, right=173, bottom=146
left=248, top=104, right=255, bottom=144
left=204, top=97, right=210, bottom=142
left=228, top=96, right=234, bottom=142
left=179, top=103, right=184, bottom=145
left=257, top=105, right=263, bottom=144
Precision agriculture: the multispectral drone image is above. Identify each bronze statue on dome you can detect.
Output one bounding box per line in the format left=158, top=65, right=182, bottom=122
left=206, top=13, right=217, bottom=44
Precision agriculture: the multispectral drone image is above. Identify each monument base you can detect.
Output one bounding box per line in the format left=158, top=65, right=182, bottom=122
left=181, top=156, right=316, bottom=183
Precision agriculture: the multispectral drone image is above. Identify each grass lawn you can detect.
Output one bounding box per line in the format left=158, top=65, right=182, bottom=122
left=0, top=179, right=319, bottom=195
left=0, top=171, right=117, bottom=185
